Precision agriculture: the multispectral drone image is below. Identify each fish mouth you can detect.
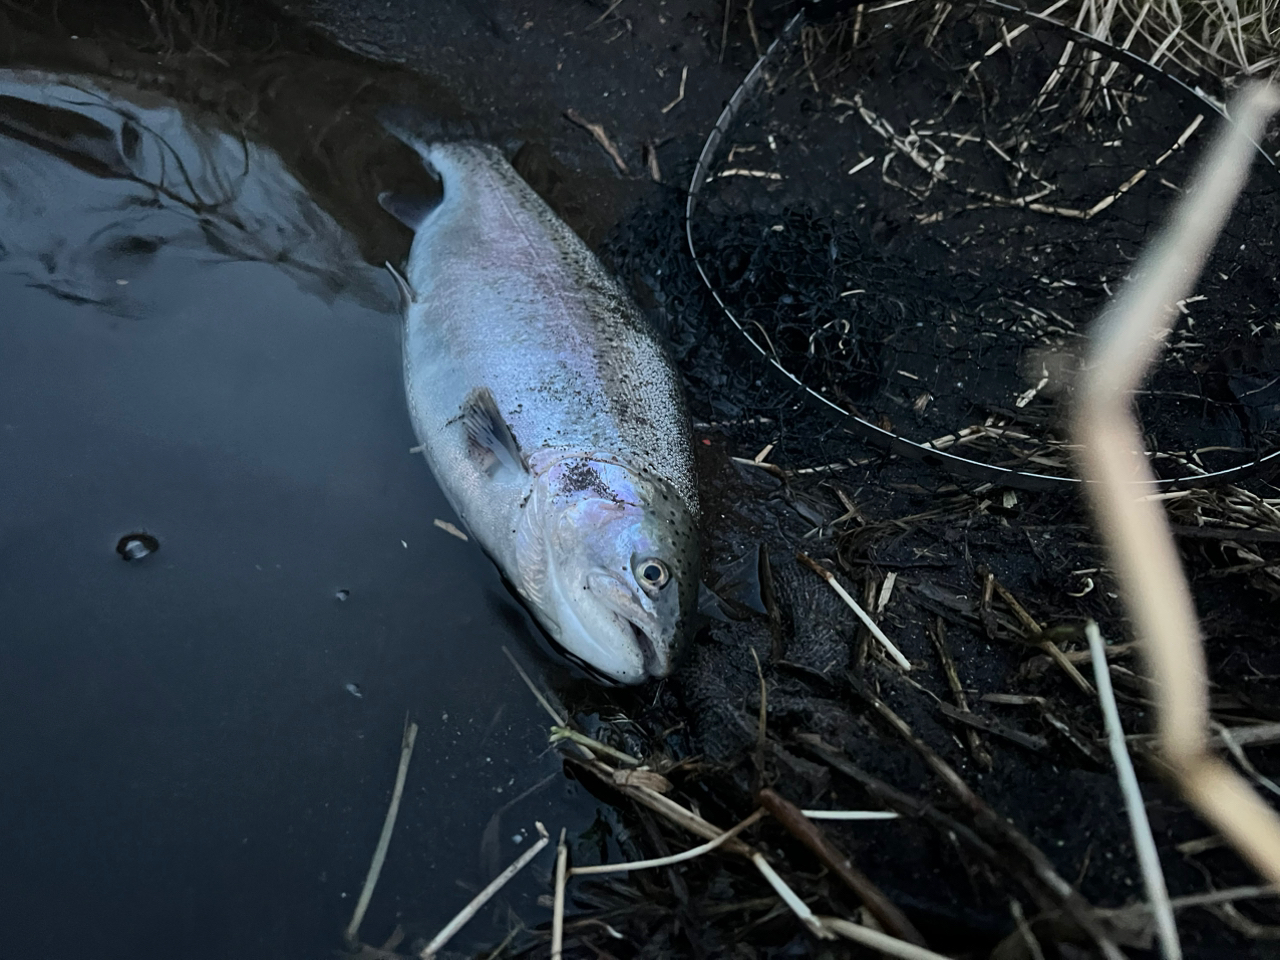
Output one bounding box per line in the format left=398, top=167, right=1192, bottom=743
left=624, top=617, right=661, bottom=677
left=550, top=614, right=661, bottom=684
left=493, top=569, right=626, bottom=685
left=544, top=634, right=624, bottom=686
left=541, top=610, right=662, bottom=684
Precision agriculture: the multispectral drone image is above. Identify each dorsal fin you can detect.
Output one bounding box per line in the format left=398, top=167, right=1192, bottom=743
left=462, top=387, right=527, bottom=478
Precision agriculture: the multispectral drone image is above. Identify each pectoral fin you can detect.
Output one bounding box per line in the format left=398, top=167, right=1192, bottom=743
left=463, top=387, right=527, bottom=478
left=698, top=582, right=732, bottom=623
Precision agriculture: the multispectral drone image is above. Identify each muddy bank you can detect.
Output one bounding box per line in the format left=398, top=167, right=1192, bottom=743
left=2, top=1, right=1279, bottom=958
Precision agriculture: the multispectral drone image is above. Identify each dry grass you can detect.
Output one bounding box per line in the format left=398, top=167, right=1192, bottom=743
left=1070, top=82, right=1280, bottom=887
left=1057, top=0, right=1280, bottom=82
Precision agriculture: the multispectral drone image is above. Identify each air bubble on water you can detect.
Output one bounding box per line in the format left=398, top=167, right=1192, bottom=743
left=116, top=533, right=159, bottom=561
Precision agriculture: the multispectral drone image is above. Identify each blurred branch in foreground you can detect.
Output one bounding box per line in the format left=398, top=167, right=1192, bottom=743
left=1071, top=81, right=1280, bottom=886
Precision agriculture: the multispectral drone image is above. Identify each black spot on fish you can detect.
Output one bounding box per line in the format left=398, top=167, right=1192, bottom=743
left=558, top=459, right=612, bottom=500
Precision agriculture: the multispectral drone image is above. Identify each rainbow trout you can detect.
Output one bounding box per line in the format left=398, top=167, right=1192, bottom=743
left=381, top=133, right=700, bottom=684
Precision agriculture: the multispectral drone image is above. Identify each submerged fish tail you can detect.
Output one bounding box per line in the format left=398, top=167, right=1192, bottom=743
left=378, top=106, right=497, bottom=184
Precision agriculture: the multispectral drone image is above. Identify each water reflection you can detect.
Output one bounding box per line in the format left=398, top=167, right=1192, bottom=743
left=0, top=69, right=387, bottom=313
left=0, top=69, right=594, bottom=960
left=116, top=531, right=160, bottom=560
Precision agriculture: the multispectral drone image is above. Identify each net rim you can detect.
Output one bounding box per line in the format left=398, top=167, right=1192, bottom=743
left=685, top=1, right=1280, bottom=492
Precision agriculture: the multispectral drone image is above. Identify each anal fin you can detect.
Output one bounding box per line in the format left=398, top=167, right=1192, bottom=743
left=463, top=387, right=527, bottom=478
left=378, top=189, right=442, bottom=231
left=384, top=261, right=416, bottom=309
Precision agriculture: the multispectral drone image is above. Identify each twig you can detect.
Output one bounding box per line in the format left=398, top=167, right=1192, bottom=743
left=876, top=572, right=898, bottom=615
left=383, top=926, right=406, bottom=952
left=503, top=646, right=566, bottom=726
left=750, top=646, right=767, bottom=775
left=661, top=65, right=688, bottom=114
left=482, top=925, right=522, bottom=960
left=750, top=853, right=835, bottom=939
left=583, top=0, right=624, bottom=29
left=838, top=679, right=1127, bottom=958
left=719, top=0, right=732, bottom=63
left=571, top=809, right=766, bottom=875
left=1215, top=725, right=1280, bottom=798
left=802, top=809, right=899, bottom=821
left=1220, top=722, right=1280, bottom=749
left=1087, top=622, right=1181, bottom=960
left=1170, top=525, right=1280, bottom=544
left=551, top=828, right=568, bottom=960
left=745, top=0, right=763, bottom=56
left=1071, top=83, right=1280, bottom=887
left=564, top=109, right=629, bottom=174
left=712, top=168, right=782, bottom=180
left=503, top=648, right=596, bottom=758
left=1168, top=885, right=1279, bottom=910
left=420, top=822, right=551, bottom=958
left=568, top=757, right=831, bottom=938
left=984, top=569, right=1094, bottom=695
left=433, top=518, right=468, bottom=541
left=936, top=702, right=1046, bottom=752
left=345, top=721, right=419, bottom=948
left=797, top=553, right=912, bottom=670
left=818, top=915, right=956, bottom=960
left=930, top=617, right=993, bottom=769
left=550, top=726, right=640, bottom=766
left=643, top=140, right=661, bottom=182
left=987, top=575, right=1044, bottom=635
left=758, top=788, right=927, bottom=945
left=1010, top=900, right=1048, bottom=960
left=1021, top=641, right=1139, bottom=665
left=799, top=734, right=1005, bottom=866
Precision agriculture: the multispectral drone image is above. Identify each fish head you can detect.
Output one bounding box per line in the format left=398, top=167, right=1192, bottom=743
left=525, top=457, right=699, bottom=684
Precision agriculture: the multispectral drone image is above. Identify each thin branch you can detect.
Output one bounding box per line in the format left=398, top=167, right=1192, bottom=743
left=818, top=915, right=958, bottom=960
left=551, top=828, right=568, bottom=960
left=564, top=109, right=629, bottom=174
left=568, top=757, right=832, bottom=938
left=1071, top=83, right=1280, bottom=887
left=345, top=721, right=419, bottom=948
left=801, top=809, right=900, bottom=821
left=503, top=646, right=566, bottom=726
left=550, top=726, right=640, bottom=766
left=571, top=809, right=765, bottom=875
left=420, top=822, right=551, bottom=958
left=797, top=553, right=912, bottom=669
left=758, top=788, right=927, bottom=945
left=661, top=65, right=689, bottom=114
left=1087, top=622, right=1181, bottom=960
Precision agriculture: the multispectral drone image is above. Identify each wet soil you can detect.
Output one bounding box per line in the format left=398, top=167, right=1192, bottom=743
left=3, top=1, right=1280, bottom=959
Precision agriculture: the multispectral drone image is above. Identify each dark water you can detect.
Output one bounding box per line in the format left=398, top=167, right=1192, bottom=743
left=0, top=69, right=598, bottom=958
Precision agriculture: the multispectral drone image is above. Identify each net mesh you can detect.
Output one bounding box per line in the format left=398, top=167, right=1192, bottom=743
left=686, top=3, right=1280, bottom=486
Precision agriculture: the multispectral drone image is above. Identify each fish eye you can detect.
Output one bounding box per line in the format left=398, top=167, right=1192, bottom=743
left=636, top=558, right=670, bottom=589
